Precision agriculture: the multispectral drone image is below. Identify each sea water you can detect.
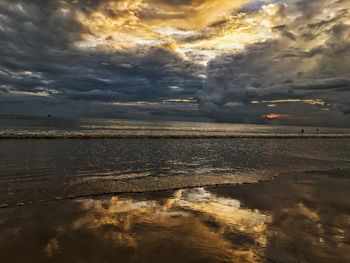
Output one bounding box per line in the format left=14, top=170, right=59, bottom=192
left=0, top=117, right=350, bottom=206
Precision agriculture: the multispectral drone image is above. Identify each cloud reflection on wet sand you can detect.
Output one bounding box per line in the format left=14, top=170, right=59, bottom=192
left=209, top=170, right=350, bottom=262
left=1, top=170, right=350, bottom=262
left=70, top=188, right=269, bottom=262
left=0, top=188, right=269, bottom=263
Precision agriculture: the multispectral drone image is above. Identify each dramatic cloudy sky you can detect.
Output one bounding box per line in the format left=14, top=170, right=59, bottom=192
left=0, top=0, right=349, bottom=126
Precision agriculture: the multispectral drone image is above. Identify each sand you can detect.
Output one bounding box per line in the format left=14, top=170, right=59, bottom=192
left=1, top=168, right=349, bottom=263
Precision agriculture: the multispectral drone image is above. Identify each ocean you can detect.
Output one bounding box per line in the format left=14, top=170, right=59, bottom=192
left=1, top=116, right=350, bottom=262
left=1, top=116, right=350, bottom=206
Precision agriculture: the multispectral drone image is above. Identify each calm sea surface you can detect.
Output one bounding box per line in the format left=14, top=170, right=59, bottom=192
left=1, top=117, right=350, bottom=205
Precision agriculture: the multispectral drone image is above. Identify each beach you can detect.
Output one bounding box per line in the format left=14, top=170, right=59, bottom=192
left=1, top=169, right=350, bottom=263
left=1, top=0, right=350, bottom=261
left=1, top=119, right=350, bottom=262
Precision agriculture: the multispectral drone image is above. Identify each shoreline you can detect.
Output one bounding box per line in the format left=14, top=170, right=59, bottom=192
left=1, top=167, right=349, bottom=209
left=0, top=175, right=277, bottom=209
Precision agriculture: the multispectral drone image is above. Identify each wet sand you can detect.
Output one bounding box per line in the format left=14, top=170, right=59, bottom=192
left=1, top=169, right=349, bottom=263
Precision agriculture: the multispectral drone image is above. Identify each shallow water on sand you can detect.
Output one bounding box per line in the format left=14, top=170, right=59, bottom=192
left=1, top=138, right=350, bottom=206
left=1, top=170, right=350, bottom=263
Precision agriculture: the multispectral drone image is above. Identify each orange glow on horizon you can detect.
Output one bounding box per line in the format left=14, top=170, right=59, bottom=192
left=263, top=113, right=292, bottom=119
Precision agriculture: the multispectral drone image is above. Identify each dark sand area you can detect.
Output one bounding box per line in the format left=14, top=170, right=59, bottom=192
left=1, top=169, right=350, bottom=263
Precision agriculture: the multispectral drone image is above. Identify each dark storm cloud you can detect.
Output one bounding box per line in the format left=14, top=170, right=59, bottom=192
left=0, top=0, right=83, bottom=51
left=198, top=0, right=350, bottom=126
left=1, top=0, right=350, bottom=126
left=0, top=0, right=204, bottom=115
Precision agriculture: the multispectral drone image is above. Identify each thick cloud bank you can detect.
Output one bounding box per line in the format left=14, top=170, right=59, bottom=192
left=0, top=0, right=205, bottom=119
left=0, top=0, right=349, bottom=126
left=198, top=0, right=350, bottom=126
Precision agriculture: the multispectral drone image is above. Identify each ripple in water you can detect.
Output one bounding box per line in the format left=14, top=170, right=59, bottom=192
left=1, top=137, right=350, bottom=206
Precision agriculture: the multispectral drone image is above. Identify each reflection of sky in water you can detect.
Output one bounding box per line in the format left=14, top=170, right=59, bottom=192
left=0, top=188, right=270, bottom=263
left=1, top=171, right=350, bottom=262
left=69, top=188, right=270, bottom=262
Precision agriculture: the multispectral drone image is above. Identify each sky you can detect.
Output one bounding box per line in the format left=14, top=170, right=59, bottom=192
left=0, top=0, right=349, bottom=126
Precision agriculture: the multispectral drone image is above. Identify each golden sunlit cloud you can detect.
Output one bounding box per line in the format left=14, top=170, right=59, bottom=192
left=1, top=0, right=349, bottom=125
left=252, top=99, right=326, bottom=106
left=74, top=0, right=279, bottom=64
left=163, top=98, right=197, bottom=103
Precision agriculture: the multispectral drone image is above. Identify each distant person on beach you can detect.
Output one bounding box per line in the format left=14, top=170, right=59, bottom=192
left=301, top=129, right=304, bottom=134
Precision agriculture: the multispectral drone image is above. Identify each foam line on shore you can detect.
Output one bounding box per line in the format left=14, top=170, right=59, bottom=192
left=2, top=167, right=349, bottom=209
left=0, top=176, right=277, bottom=209
left=1, top=133, right=350, bottom=139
